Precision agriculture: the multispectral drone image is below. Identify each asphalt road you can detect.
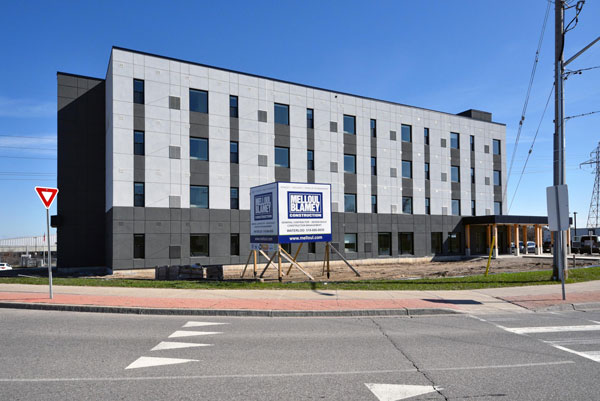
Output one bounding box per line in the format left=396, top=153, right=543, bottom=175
left=1, top=309, right=600, bottom=400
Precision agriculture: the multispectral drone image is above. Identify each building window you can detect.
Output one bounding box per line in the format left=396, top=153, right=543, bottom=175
left=133, top=79, right=144, bottom=104
left=230, top=95, right=238, bottom=118
left=308, top=242, right=316, bottom=253
left=371, top=195, right=377, bottom=213
left=307, top=108, right=314, bottom=129
left=451, top=165, right=460, bottom=183
left=274, top=103, right=289, bottom=125
left=402, top=160, right=412, bottom=179
left=344, top=154, right=356, bottom=174
left=451, top=199, right=461, bottom=216
left=425, top=162, right=430, bottom=180
left=307, top=150, right=314, bottom=170
left=134, top=130, right=144, bottom=156
left=471, top=167, right=475, bottom=184
left=401, top=124, right=412, bottom=142
left=344, top=233, right=358, bottom=253
left=230, top=234, right=239, bottom=256
left=399, top=232, right=414, bottom=255
left=493, top=170, right=501, bottom=186
left=425, top=197, right=431, bottom=215
left=344, top=193, right=356, bottom=213
left=424, top=128, right=430, bottom=145
left=190, top=234, right=209, bottom=257
left=275, top=146, right=289, bottom=168
left=190, top=138, right=208, bottom=160
left=371, top=157, right=377, bottom=176
left=494, top=201, right=502, bottom=215
left=133, top=234, right=145, bottom=259
left=402, top=196, right=413, bottom=214
left=378, top=233, right=392, bottom=256
left=471, top=200, right=476, bottom=216
left=470, top=135, right=475, bottom=151
left=431, top=232, right=442, bottom=255
left=343, top=115, right=356, bottom=135
left=370, top=119, right=377, bottom=137
left=230, top=141, right=239, bottom=164
left=189, top=89, right=208, bottom=113
left=447, top=233, right=461, bottom=254
left=493, top=139, right=501, bottom=155
left=281, top=243, right=291, bottom=254
left=450, top=132, right=460, bottom=149
left=190, top=185, right=209, bottom=208
left=230, top=187, right=239, bottom=209
left=134, top=182, right=144, bottom=207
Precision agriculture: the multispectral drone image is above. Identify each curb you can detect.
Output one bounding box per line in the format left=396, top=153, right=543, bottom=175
left=536, top=302, right=600, bottom=312
left=0, top=302, right=461, bottom=317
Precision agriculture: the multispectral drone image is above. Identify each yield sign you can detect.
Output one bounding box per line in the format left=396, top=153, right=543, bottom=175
left=35, top=186, right=59, bottom=209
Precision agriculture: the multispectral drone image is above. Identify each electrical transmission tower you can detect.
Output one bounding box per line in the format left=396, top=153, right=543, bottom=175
left=581, top=142, right=600, bottom=229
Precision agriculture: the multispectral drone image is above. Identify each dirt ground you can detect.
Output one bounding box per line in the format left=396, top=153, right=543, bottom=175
left=109, top=256, right=599, bottom=282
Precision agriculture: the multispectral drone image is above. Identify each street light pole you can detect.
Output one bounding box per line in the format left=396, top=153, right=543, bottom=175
left=574, top=211, right=578, bottom=239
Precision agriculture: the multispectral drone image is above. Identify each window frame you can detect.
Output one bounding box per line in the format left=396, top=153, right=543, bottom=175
left=431, top=232, right=443, bottom=255
left=471, top=200, right=476, bottom=216
left=229, top=95, right=239, bottom=118
left=344, top=233, right=358, bottom=253
left=402, top=196, right=413, bottom=214
left=470, top=135, right=475, bottom=151
left=371, top=156, right=377, bottom=176
left=274, top=146, right=290, bottom=168
left=494, top=201, right=502, bottom=215
left=371, top=195, right=377, bottom=213
left=471, top=167, right=475, bottom=184
left=274, top=103, right=289, bottom=125
left=493, top=139, right=501, bottom=155
left=493, top=170, right=501, bottom=186
left=190, top=185, right=209, bottom=209
left=451, top=199, right=461, bottom=216
left=425, top=162, right=430, bottom=180
left=133, top=234, right=145, bottom=259
left=424, top=127, right=430, bottom=145
left=450, top=132, right=460, bottom=149
left=134, top=130, right=144, bottom=156
left=190, top=137, right=209, bottom=161
left=230, top=187, right=239, bottom=210
left=402, top=160, right=412, bottom=179
left=230, top=233, right=240, bottom=256
left=425, top=197, right=431, bottom=215
left=344, top=193, right=357, bottom=213
left=343, top=115, right=356, bottom=135
left=399, top=232, right=414, bottom=255
left=370, top=119, right=377, bottom=138
left=344, top=154, right=356, bottom=174
left=230, top=141, right=239, bottom=164
left=190, top=234, right=209, bottom=257
left=307, top=149, right=314, bottom=170
left=451, top=165, right=460, bottom=183
left=134, top=182, right=144, bottom=207
left=401, top=124, right=412, bottom=142
left=378, top=232, right=392, bottom=256
left=307, top=108, right=314, bottom=129
left=133, top=79, right=144, bottom=104
left=189, top=88, right=208, bottom=113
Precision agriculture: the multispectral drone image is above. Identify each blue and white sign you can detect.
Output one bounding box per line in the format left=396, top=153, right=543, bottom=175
left=250, top=182, right=332, bottom=247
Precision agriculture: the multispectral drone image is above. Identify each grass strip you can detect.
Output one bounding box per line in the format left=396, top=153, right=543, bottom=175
left=0, top=266, right=599, bottom=291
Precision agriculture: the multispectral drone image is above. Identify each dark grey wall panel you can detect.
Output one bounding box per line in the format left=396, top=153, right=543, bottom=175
left=275, top=167, right=290, bottom=182
left=57, top=73, right=106, bottom=269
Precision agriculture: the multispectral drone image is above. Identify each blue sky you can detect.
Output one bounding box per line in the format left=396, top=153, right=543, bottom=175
left=1, top=0, right=599, bottom=238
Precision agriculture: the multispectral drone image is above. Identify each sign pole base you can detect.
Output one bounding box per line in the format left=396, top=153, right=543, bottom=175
left=46, top=209, right=53, bottom=299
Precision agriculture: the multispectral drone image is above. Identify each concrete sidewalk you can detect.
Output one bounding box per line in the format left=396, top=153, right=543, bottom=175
left=0, top=281, right=599, bottom=316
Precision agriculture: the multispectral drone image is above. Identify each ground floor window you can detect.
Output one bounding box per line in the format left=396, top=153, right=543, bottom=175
left=378, top=233, right=392, bottom=256
left=133, top=234, right=145, bottom=259
left=447, top=233, right=462, bottom=254
left=190, top=234, right=209, bottom=257
left=308, top=242, right=316, bottom=253
left=344, top=233, right=357, bottom=252
left=399, top=232, right=414, bottom=255
left=431, top=232, right=442, bottom=255
left=281, top=243, right=291, bottom=254
left=230, top=234, right=239, bottom=256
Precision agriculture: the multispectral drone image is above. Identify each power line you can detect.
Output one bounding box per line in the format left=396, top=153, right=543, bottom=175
left=509, top=84, right=555, bottom=212
left=565, top=110, right=600, bottom=120
left=0, top=134, right=56, bottom=140
left=0, top=155, right=56, bottom=160
left=503, top=0, right=551, bottom=207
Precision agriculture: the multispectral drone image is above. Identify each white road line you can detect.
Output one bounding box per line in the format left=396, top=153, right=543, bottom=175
left=500, top=324, right=600, bottom=334
left=168, top=330, right=222, bottom=338
left=125, top=356, right=198, bottom=370
left=546, top=338, right=600, bottom=346
left=365, top=383, right=439, bottom=401
left=546, top=344, right=600, bottom=363
left=182, top=322, right=228, bottom=328
left=0, top=361, right=575, bottom=383
left=151, top=341, right=212, bottom=351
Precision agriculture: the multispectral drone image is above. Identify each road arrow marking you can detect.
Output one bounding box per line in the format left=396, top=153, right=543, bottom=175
left=125, top=356, right=197, bottom=370
left=168, top=330, right=222, bottom=338
left=151, top=341, right=213, bottom=351
left=365, top=383, right=439, bottom=401
left=182, top=321, right=229, bottom=328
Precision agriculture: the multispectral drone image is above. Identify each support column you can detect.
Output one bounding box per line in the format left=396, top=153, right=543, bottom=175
left=508, top=225, right=513, bottom=255
left=465, top=224, right=471, bottom=256
left=522, top=225, right=528, bottom=255
left=514, top=224, right=520, bottom=256
left=566, top=229, right=571, bottom=254
left=486, top=224, right=491, bottom=255
left=551, top=231, right=554, bottom=254
left=493, top=224, right=498, bottom=258
left=534, top=225, right=541, bottom=255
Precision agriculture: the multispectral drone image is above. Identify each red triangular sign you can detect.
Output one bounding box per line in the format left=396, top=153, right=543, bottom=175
left=35, top=186, right=59, bottom=209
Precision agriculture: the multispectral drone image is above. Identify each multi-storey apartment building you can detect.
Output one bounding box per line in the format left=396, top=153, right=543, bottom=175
left=56, top=47, right=507, bottom=270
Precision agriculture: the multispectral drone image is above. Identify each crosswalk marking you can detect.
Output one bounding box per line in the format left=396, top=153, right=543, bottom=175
left=169, top=330, right=222, bottom=338
left=151, top=341, right=212, bottom=351
left=545, top=344, right=600, bottom=363
left=182, top=321, right=228, bottom=328
left=500, top=324, right=600, bottom=335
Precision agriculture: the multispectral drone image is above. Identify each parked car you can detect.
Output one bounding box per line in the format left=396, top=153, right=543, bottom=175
left=543, top=240, right=552, bottom=253
left=510, top=241, right=536, bottom=253
left=0, top=263, right=12, bottom=270
left=580, top=235, right=600, bottom=254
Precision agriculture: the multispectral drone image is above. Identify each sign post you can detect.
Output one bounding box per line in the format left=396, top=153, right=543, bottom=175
left=546, top=184, right=569, bottom=300
left=34, top=186, right=58, bottom=299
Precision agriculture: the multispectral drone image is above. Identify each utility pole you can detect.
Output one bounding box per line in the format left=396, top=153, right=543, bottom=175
left=553, top=0, right=568, bottom=281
